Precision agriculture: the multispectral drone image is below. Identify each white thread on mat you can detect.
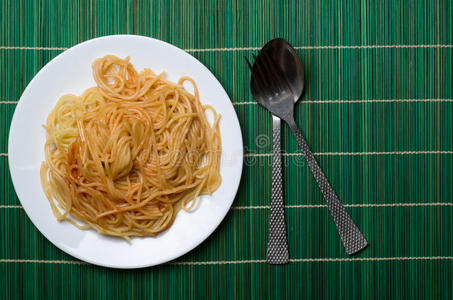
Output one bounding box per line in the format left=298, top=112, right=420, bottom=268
left=233, top=98, right=453, bottom=105
left=243, top=151, right=453, bottom=158
left=0, top=44, right=452, bottom=52
left=1, top=256, right=452, bottom=265
left=2, top=202, right=452, bottom=210
left=0, top=259, right=87, bottom=264
left=2, top=151, right=451, bottom=157
left=170, top=256, right=453, bottom=265
left=185, top=44, right=453, bottom=52
left=0, top=46, right=69, bottom=50
left=231, top=202, right=453, bottom=210
left=0, top=205, right=22, bottom=208
left=3, top=98, right=453, bottom=105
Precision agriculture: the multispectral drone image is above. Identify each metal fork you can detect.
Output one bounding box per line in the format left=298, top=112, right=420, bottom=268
left=247, top=50, right=292, bottom=264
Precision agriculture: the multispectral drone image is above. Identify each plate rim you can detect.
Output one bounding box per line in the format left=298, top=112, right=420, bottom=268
left=8, top=34, right=243, bottom=268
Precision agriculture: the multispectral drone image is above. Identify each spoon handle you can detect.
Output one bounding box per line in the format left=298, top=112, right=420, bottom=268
left=267, top=116, right=289, bottom=264
left=287, top=119, right=368, bottom=255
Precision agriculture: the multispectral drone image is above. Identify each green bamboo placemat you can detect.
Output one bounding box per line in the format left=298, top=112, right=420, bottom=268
left=1, top=0, right=452, bottom=299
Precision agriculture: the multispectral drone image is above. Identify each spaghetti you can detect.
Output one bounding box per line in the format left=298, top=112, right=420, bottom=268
left=40, top=55, right=221, bottom=239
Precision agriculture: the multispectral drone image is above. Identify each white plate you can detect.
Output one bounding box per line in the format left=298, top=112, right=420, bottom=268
left=8, top=35, right=243, bottom=268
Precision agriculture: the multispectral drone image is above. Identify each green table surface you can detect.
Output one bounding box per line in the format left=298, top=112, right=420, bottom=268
left=1, top=0, right=452, bottom=299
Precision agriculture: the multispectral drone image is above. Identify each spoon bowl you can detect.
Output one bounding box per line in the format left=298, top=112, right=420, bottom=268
left=259, top=38, right=305, bottom=104
left=249, top=50, right=298, bottom=122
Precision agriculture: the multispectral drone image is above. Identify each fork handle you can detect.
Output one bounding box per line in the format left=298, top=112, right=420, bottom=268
left=267, top=116, right=289, bottom=264
left=287, top=118, right=368, bottom=255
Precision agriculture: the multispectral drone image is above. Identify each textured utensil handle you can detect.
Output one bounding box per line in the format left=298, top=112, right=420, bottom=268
left=267, top=116, right=289, bottom=264
left=288, top=119, right=368, bottom=255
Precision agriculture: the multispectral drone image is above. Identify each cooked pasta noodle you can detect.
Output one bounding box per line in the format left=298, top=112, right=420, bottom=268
left=40, top=55, right=221, bottom=239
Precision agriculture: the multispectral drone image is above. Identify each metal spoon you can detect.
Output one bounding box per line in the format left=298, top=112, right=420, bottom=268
left=251, top=39, right=304, bottom=264
left=246, top=39, right=368, bottom=255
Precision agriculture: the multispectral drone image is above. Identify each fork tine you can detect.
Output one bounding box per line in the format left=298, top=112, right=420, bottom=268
left=251, top=63, right=267, bottom=92
left=261, top=51, right=284, bottom=78
left=252, top=53, right=272, bottom=89
left=244, top=56, right=253, bottom=71
left=246, top=53, right=265, bottom=92
left=260, top=51, right=290, bottom=93
left=250, top=65, right=269, bottom=99
left=250, top=71, right=264, bottom=93
left=257, top=51, right=280, bottom=92
left=246, top=53, right=263, bottom=88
